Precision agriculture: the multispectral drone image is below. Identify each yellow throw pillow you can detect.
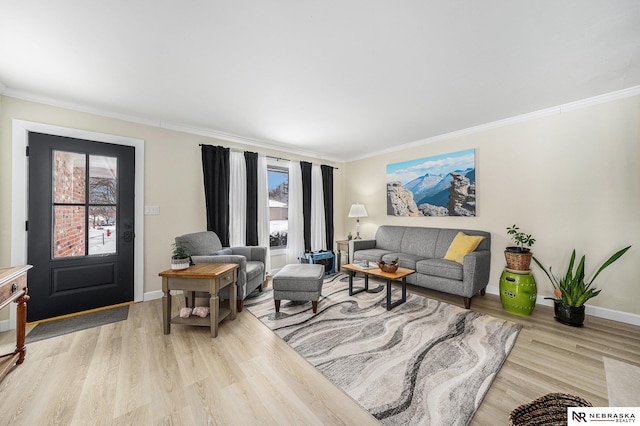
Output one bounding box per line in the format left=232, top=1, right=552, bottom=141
left=444, top=232, right=485, bottom=264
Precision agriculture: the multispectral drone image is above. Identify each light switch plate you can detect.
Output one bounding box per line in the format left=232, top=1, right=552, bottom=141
left=144, top=205, right=160, bottom=215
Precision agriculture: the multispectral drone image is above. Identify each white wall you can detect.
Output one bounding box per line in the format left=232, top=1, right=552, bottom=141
left=2, top=93, right=638, bottom=323
left=0, top=96, right=345, bottom=313
left=345, top=94, right=640, bottom=318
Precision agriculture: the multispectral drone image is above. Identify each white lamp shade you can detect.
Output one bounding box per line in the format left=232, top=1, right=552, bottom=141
left=348, top=203, right=368, bottom=218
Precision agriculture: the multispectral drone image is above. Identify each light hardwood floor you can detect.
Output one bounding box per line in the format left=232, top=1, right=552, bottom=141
left=1, top=280, right=639, bottom=425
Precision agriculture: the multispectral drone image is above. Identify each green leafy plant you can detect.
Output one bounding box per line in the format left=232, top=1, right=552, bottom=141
left=171, top=241, right=189, bottom=259
left=506, top=224, right=535, bottom=253
left=533, top=246, right=631, bottom=307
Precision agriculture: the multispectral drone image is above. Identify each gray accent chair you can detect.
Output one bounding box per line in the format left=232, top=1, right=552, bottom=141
left=175, top=231, right=267, bottom=312
left=349, top=225, right=491, bottom=309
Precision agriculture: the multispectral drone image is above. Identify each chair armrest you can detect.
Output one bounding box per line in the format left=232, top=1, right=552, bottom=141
left=191, top=254, right=247, bottom=271
left=230, top=246, right=267, bottom=263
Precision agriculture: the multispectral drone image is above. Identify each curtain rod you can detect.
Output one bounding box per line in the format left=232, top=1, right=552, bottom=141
left=266, top=155, right=339, bottom=170
left=199, top=144, right=338, bottom=170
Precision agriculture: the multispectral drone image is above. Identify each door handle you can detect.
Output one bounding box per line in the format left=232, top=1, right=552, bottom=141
left=123, top=231, right=134, bottom=242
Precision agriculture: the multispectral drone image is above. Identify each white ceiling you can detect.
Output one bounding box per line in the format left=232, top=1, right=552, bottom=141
left=1, top=1, right=639, bottom=162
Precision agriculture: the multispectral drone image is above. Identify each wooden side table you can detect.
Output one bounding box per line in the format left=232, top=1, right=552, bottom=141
left=335, top=240, right=350, bottom=272
left=159, top=263, right=238, bottom=338
left=0, top=265, right=31, bottom=382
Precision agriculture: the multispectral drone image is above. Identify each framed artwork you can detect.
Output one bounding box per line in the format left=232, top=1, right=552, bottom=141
left=386, top=148, right=476, bottom=217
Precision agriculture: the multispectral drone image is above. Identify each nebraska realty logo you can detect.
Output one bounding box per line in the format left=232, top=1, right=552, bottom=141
left=568, top=407, right=639, bottom=424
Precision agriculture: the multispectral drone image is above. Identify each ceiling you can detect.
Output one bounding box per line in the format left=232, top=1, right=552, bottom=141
left=1, top=1, right=639, bottom=162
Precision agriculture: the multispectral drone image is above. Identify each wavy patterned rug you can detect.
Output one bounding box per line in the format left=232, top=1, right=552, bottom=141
left=245, top=274, right=521, bottom=425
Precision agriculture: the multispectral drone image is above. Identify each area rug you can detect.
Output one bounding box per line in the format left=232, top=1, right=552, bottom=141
left=245, top=274, right=521, bottom=425
left=604, top=357, right=640, bottom=407
left=26, top=305, right=129, bottom=343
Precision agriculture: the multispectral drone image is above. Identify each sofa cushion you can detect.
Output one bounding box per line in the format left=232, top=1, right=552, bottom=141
left=444, top=232, right=485, bottom=264
left=400, top=227, right=439, bottom=258
left=416, top=259, right=463, bottom=281
left=374, top=226, right=406, bottom=252
left=353, top=249, right=393, bottom=263
left=382, top=253, right=427, bottom=270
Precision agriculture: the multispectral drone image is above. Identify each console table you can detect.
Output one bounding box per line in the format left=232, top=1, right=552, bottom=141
left=335, top=239, right=350, bottom=271
left=159, top=263, right=238, bottom=338
left=0, top=265, right=31, bottom=382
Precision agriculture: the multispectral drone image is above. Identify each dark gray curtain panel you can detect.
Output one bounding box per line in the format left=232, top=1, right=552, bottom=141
left=300, top=161, right=313, bottom=252
left=321, top=165, right=334, bottom=252
left=244, top=151, right=259, bottom=246
left=201, top=145, right=230, bottom=246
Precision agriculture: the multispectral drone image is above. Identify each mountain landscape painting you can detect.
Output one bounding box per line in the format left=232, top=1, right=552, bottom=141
left=386, top=149, right=476, bottom=217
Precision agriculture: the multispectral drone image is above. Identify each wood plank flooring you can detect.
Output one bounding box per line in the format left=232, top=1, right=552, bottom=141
left=0, top=281, right=638, bottom=425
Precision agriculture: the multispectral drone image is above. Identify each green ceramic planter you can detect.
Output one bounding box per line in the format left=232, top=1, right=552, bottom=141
left=499, top=270, right=537, bottom=316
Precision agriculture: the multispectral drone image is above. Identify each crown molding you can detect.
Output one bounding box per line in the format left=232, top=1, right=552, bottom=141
left=3, top=84, right=639, bottom=164
left=1, top=87, right=342, bottom=163
left=346, top=85, right=640, bottom=162
left=158, top=121, right=340, bottom=162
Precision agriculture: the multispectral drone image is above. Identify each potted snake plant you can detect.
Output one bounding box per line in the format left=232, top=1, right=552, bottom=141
left=533, top=245, right=631, bottom=326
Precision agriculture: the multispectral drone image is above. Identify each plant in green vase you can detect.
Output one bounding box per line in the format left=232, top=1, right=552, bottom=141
left=533, top=245, right=631, bottom=326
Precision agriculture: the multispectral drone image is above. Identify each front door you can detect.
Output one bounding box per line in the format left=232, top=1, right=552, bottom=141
left=27, top=132, right=135, bottom=322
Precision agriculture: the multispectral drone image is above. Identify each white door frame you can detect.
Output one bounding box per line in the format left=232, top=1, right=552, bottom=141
left=10, top=119, right=145, bottom=328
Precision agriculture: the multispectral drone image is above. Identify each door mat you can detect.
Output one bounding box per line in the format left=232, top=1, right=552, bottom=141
left=26, top=305, right=129, bottom=343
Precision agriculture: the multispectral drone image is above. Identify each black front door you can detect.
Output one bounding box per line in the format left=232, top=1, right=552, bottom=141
left=27, top=132, right=135, bottom=322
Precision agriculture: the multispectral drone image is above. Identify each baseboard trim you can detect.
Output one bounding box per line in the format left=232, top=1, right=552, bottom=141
left=485, top=285, right=640, bottom=326
left=0, top=319, right=9, bottom=332
left=144, top=289, right=181, bottom=301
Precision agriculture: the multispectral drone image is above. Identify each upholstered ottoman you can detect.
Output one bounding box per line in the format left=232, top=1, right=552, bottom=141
left=272, top=264, right=325, bottom=313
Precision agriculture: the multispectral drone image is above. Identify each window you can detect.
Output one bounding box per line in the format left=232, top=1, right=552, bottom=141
left=267, top=163, right=288, bottom=248
left=52, top=151, right=118, bottom=258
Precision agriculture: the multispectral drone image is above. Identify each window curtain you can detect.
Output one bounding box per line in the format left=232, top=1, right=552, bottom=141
left=286, top=160, right=305, bottom=265
left=257, top=154, right=271, bottom=273
left=244, top=151, right=258, bottom=246
left=201, top=145, right=230, bottom=246
left=310, top=164, right=326, bottom=251
left=321, top=165, right=334, bottom=252
left=300, top=161, right=312, bottom=252
left=229, top=150, right=246, bottom=247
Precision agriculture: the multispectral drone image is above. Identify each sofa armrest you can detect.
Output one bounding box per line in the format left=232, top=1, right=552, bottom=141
left=348, top=239, right=376, bottom=263
left=462, top=250, right=491, bottom=295
left=230, top=246, right=267, bottom=264
left=350, top=239, right=376, bottom=251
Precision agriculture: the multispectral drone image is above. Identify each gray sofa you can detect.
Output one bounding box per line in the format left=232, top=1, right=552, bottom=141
left=349, top=225, right=491, bottom=309
left=175, top=231, right=266, bottom=312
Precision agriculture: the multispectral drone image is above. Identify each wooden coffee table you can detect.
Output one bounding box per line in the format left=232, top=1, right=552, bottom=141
left=342, top=263, right=415, bottom=310
left=159, top=263, right=238, bottom=338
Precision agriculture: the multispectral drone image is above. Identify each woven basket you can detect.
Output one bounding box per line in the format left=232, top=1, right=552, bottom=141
left=504, top=251, right=533, bottom=271
left=509, top=393, right=592, bottom=426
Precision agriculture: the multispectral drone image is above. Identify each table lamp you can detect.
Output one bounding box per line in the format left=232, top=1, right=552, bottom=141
left=348, top=203, right=368, bottom=239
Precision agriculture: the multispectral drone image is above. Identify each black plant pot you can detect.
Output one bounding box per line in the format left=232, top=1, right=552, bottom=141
left=554, top=302, right=585, bottom=327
